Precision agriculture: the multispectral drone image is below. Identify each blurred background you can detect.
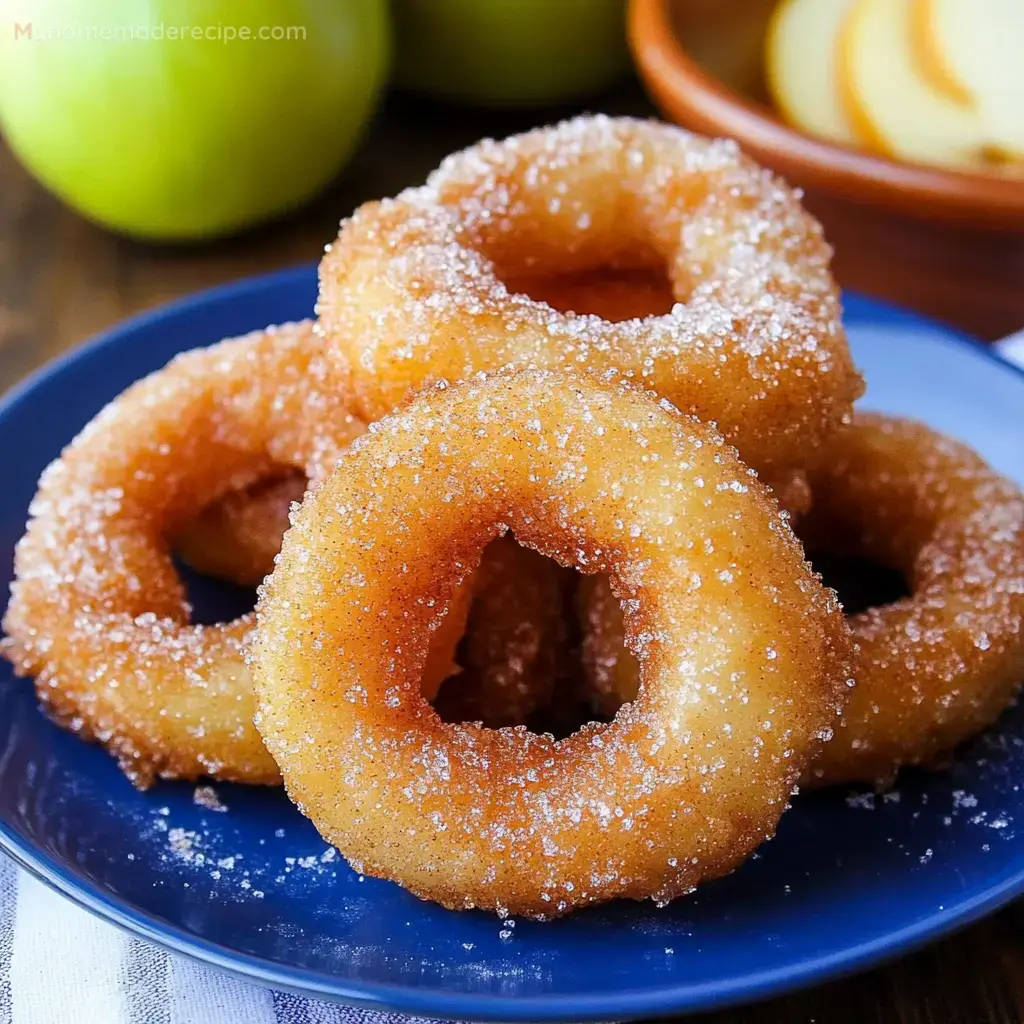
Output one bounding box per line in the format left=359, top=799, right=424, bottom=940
left=0, top=0, right=1021, bottom=391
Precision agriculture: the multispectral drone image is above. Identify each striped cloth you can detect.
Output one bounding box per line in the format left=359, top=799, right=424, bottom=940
left=1, top=332, right=1020, bottom=1023
left=2, top=857, right=436, bottom=1022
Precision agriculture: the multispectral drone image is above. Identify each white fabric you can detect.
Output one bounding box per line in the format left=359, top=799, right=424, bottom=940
left=1, top=334, right=1021, bottom=1022
left=2, top=843, right=439, bottom=1021
left=997, top=329, right=1024, bottom=365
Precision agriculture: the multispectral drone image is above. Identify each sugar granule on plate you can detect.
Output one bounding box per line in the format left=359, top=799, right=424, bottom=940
left=167, top=827, right=205, bottom=865
left=193, top=785, right=228, bottom=813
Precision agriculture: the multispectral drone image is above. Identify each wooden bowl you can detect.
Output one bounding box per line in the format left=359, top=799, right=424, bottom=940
left=628, top=0, right=1024, bottom=339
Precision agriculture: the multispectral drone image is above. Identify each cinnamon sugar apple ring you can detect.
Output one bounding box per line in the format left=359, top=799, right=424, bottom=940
left=2, top=321, right=367, bottom=787
left=251, top=370, right=852, bottom=918
left=800, top=414, right=1024, bottom=788
left=581, top=414, right=1024, bottom=785
left=318, top=114, right=863, bottom=475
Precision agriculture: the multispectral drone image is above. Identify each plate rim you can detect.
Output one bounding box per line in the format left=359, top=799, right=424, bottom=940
left=2, top=266, right=1024, bottom=1020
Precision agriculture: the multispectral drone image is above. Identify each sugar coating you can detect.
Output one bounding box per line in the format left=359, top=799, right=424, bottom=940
left=175, top=469, right=473, bottom=702
left=579, top=571, right=638, bottom=720
left=317, top=114, right=864, bottom=475
left=579, top=469, right=814, bottom=719
left=800, top=413, right=1024, bottom=787
left=250, top=370, right=852, bottom=919
left=2, top=322, right=365, bottom=787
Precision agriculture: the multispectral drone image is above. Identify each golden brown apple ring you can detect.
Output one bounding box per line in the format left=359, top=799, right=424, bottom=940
left=578, top=413, right=1024, bottom=788
left=251, top=370, right=851, bottom=918
left=2, top=322, right=365, bottom=787
left=318, top=115, right=863, bottom=476
left=801, top=413, right=1024, bottom=787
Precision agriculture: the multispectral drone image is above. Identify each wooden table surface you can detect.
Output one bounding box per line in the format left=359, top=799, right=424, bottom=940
left=2, top=84, right=1024, bottom=1024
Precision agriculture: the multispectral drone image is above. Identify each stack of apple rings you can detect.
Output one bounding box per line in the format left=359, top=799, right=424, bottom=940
left=7, top=116, right=1024, bottom=920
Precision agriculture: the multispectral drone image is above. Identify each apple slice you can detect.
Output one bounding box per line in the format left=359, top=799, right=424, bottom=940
left=914, top=0, right=1024, bottom=160
left=766, top=0, right=858, bottom=145
left=910, top=0, right=974, bottom=105
left=840, top=0, right=987, bottom=168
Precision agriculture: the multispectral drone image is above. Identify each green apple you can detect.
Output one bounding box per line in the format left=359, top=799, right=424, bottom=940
left=0, top=0, right=389, bottom=240
left=393, top=0, right=628, bottom=107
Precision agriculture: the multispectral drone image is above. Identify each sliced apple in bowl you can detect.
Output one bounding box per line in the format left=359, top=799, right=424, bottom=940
left=914, top=0, right=1024, bottom=161
left=840, top=0, right=987, bottom=169
left=766, top=0, right=858, bottom=145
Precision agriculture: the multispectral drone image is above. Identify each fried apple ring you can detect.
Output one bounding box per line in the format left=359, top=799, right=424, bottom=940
left=800, top=414, right=1024, bottom=787
left=318, top=114, right=863, bottom=476
left=251, top=370, right=851, bottom=918
left=2, top=322, right=367, bottom=787
left=433, top=536, right=573, bottom=728
left=580, top=414, right=1024, bottom=787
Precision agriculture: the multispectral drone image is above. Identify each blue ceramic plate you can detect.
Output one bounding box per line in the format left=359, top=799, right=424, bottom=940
left=1, top=266, right=1024, bottom=1021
